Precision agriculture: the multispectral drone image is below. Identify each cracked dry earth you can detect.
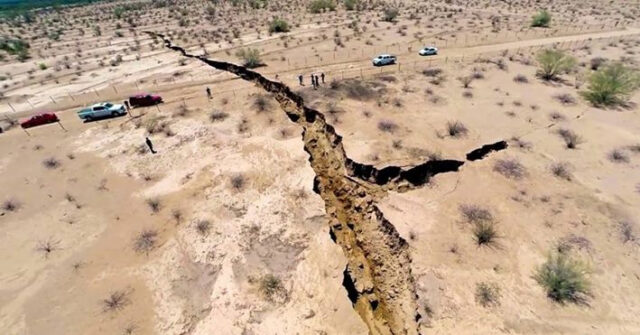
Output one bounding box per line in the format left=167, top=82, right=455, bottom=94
left=149, top=32, right=507, bottom=335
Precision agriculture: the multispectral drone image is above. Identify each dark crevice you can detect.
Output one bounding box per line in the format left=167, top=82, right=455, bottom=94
left=342, top=267, right=359, bottom=305
left=465, top=140, right=508, bottom=161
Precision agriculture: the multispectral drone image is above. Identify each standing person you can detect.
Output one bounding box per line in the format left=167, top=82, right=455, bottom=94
left=145, top=137, right=157, bottom=154
left=206, top=87, right=212, bottom=99
left=315, top=74, right=320, bottom=87
left=123, top=100, right=131, bottom=116
left=310, top=74, right=316, bottom=88
left=321, top=72, right=325, bottom=84
left=298, top=74, right=303, bottom=86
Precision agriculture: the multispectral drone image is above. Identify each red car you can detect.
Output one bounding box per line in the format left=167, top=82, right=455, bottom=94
left=21, top=112, right=59, bottom=129
left=128, top=93, right=163, bottom=108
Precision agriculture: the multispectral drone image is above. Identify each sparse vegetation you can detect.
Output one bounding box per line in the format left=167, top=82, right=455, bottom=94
left=556, top=128, right=582, bottom=149
left=309, top=0, right=336, bottom=13
left=42, top=157, right=61, bottom=169
left=536, top=49, right=576, bottom=80
left=534, top=252, right=591, bottom=304
left=377, top=120, right=397, bottom=133
left=550, top=162, right=572, bottom=181
left=493, top=158, right=525, bottom=179
left=195, top=220, right=211, bottom=236
left=580, top=63, right=640, bottom=107
left=36, top=239, right=58, bottom=258
left=2, top=199, right=20, bottom=212
left=475, top=282, right=501, bottom=307
left=608, top=149, right=629, bottom=163
left=382, top=7, right=399, bottom=22
left=235, top=48, right=262, bottom=68
left=145, top=198, right=161, bottom=213
left=102, top=290, right=129, bottom=312
left=210, top=111, right=229, bottom=122
left=620, top=221, right=636, bottom=243
left=231, top=174, right=246, bottom=190
left=473, top=221, right=499, bottom=246
left=268, top=18, right=290, bottom=33
left=259, top=274, right=287, bottom=302
left=133, top=229, right=158, bottom=254
left=531, top=9, right=551, bottom=28
left=459, top=204, right=493, bottom=224
left=446, top=121, right=468, bottom=137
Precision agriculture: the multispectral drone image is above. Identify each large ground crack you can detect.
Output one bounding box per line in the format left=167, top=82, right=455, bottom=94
left=148, top=32, right=506, bottom=334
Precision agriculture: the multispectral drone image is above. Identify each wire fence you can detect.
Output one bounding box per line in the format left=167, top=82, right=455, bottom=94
left=2, top=24, right=637, bottom=119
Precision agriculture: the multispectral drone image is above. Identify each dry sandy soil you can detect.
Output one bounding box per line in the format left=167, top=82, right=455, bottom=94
left=1, top=0, right=640, bottom=334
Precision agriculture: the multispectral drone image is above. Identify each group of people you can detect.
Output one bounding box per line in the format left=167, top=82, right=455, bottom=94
left=298, top=72, right=325, bottom=89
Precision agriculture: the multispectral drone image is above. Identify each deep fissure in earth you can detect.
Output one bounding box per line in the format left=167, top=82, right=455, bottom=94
left=149, top=32, right=506, bottom=335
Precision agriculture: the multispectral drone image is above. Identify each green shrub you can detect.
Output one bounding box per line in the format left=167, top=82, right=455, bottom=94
left=38, top=63, right=47, bottom=70
left=235, top=48, right=262, bottom=68
left=343, top=0, right=358, bottom=10
left=531, top=10, right=551, bottom=27
left=580, top=63, right=640, bottom=107
left=268, top=18, right=289, bottom=33
left=383, top=7, right=399, bottom=22
left=536, top=49, right=576, bottom=80
left=309, top=0, right=336, bottom=13
left=534, top=252, right=590, bottom=304
left=472, top=221, right=499, bottom=246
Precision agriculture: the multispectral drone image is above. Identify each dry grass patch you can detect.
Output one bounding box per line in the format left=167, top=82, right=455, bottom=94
left=195, top=220, right=211, bottom=236
left=133, top=229, right=158, bottom=254
left=446, top=121, right=468, bottom=138
left=556, top=128, right=582, bottom=149
left=377, top=120, right=397, bottom=133
left=102, top=290, right=129, bottom=312
left=475, top=282, right=501, bottom=307
left=550, top=162, right=572, bottom=181
left=145, top=198, right=161, bottom=213
left=2, top=199, right=20, bottom=212
left=210, top=111, right=229, bottom=122
left=259, top=274, right=288, bottom=303
left=42, top=157, right=61, bottom=169
left=608, top=149, right=629, bottom=163
left=459, top=204, right=493, bottom=224
left=493, top=158, right=526, bottom=179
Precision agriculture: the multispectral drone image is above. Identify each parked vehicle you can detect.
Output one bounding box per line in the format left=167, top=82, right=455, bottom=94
left=418, top=46, right=438, bottom=56
left=129, top=93, right=163, bottom=108
left=77, top=102, right=126, bottom=121
left=21, top=112, right=59, bottom=128
left=372, top=54, right=397, bottom=66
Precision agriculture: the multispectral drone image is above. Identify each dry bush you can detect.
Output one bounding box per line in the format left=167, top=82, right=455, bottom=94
left=259, top=274, right=288, bottom=302
left=102, top=290, right=129, bottom=312
left=493, top=158, right=526, bottom=179
left=171, top=209, right=183, bottom=224
left=554, top=93, right=576, bottom=105
left=513, top=74, right=528, bottom=83
left=510, top=136, right=532, bottom=150
left=473, top=221, right=499, bottom=246
left=36, top=239, right=58, bottom=258
left=619, top=221, right=636, bottom=243
left=446, top=121, right=468, bottom=137
left=550, top=162, right=572, bottom=181
left=2, top=199, right=20, bottom=212
left=253, top=94, right=273, bottom=113
left=549, top=111, right=565, bottom=121
left=210, top=111, right=229, bottom=122
left=42, top=157, right=61, bottom=169
left=462, top=91, right=473, bottom=98
left=556, top=128, right=582, bottom=149
left=195, top=220, right=211, bottom=236
left=475, top=282, right=501, bottom=307
left=230, top=174, right=246, bottom=190
left=608, top=149, right=629, bottom=163
left=590, top=57, right=607, bottom=70
left=459, top=204, right=493, bottom=224
left=459, top=75, right=473, bottom=88
left=377, top=120, right=397, bottom=133
left=145, top=198, right=161, bottom=213
left=133, top=229, right=158, bottom=254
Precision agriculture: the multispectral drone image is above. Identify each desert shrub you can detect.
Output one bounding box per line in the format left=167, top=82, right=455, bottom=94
left=102, top=291, right=129, bottom=312
left=133, top=229, right=158, bottom=254
left=235, top=48, right=262, bottom=68
left=145, top=198, right=161, bottom=213
left=382, top=7, right=399, bottom=22
left=549, top=111, right=565, bottom=121
left=493, top=158, right=525, bottom=179
left=531, top=9, right=551, bottom=27
left=422, top=68, right=443, bottom=77
left=259, top=274, right=287, bottom=302
left=309, top=0, right=336, bottom=13
left=171, top=209, right=183, bottom=224
left=343, top=0, right=358, bottom=10
left=554, top=93, right=576, bottom=105
left=619, top=221, right=636, bottom=243
left=2, top=199, right=20, bottom=212
left=459, top=204, right=493, bottom=224
left=459, top=75, right=473, bottom=88
left=550, top=162, right=572, bottom=181
left=580, top=63, right=640, bottom=107
left=338, top=79, right=377, bottom=100
left=556, top=128, right=582, bottom=149
left=608, top=149, right=629, bottom=163
left=268, top=18, right=290, bottom=33
left=473, top=221, right=499, bottom=246
left=36, top=239, right=58, bottom=257
left=462, top=91, right=473, bottom=98
left=589, top=57, right=607, bottom=70
left=536, top=49, right=576, bottom=80
left=513, top=74, right=528, bottom=83
left=475, top=282, right=501, bottom=307
left=534, top=252, right=590, bottom=304
left=42, top=157, right=61, bottom=169
left=377, top=120, right=397, bottom=133
left=230, top=174, right=246, bottom=190
left=446, top=121, right=468, bottom=137
left=210, top=111, right=229, bottom=122
left=195, top=220, right=211, bottom=236
left=253, top=94, right=272, bottom=113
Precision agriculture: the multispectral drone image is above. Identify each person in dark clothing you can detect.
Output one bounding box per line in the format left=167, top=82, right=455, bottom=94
left=321, top=72, right=325, bottom=84
left=298, top=74, right=303, bottom=86
left=146, top=137, right=157, bottom=154
left=206, top=87, right=212, bottom=99
left=315, top=75, right=320, bottom=86
left=310, top=74, right=316, bottom=87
